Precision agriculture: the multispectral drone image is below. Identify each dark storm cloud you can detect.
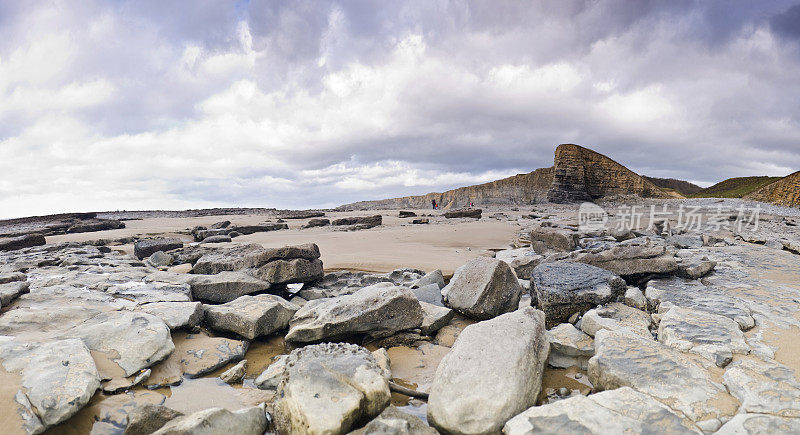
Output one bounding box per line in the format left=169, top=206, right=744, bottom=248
left=0, top=0, right=799, bottom=217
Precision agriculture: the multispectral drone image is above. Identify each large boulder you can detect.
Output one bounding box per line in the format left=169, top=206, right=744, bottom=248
left=249, top=257, right=324, bottom=285
left=124, top=404, right=183, bottom=435
left=273, top=343, right=390, bottom=434
left=495, top=248, right=543, bottom=279
left=530, top=227, right=578, bottom=252
left=441, top=257, right=523, bottom=320
left=332, top=215, right=382, bottom=229
left=0, top=338, right=101, bottom=429
left=658, top=306, right=748, bottom=367
left=186, top=271, right=271, bottom=303
left=547, top=323, right=594, bottom=370
left=136, top=302, right=204, bottom=330
left=191, top=243, right=321, bottom=281
left=443, top=209, right=481, bottom=219
left=572, top=237, right=678, bottom=277
left=0, top=234, right=46, bottom=252
left=286, top=283, right=423, bottom=343
left=66, top=219, right=125, bottom=233
left=504, top=386, right=699, bottom=434
left=531, top=261, right=626, bottom=327
left=152, top=405, right=267, bottom=435
left=427, top=308, right=549, bottom=434
left=589, top=329, right=736, bottom=424
left=134, top=238, right=183, bottom=260
left=204, top=294, right=298, bottom=339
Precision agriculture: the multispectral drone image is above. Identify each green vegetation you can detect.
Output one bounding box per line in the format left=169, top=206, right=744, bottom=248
left=690, top=176, right=783, bottom=198
left=643, top=176, right=703, bottom=196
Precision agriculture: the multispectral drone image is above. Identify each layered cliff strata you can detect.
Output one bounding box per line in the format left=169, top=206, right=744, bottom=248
left=546, top=144, right=671, bottom=203
left=745, top=171, right=800, bottom=208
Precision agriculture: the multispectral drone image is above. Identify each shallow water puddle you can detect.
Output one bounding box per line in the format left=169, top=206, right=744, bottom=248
left=537, top=366, right=593, bottom=405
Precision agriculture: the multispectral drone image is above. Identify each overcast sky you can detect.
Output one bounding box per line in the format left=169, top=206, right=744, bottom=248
left=1, top=1, right=799, bottom=218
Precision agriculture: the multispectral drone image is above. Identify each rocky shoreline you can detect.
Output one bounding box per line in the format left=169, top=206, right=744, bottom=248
left=1, top=200, right=800, bottom=434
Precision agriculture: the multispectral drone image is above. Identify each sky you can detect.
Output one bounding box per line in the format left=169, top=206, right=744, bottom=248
left=1, top=0, right=800, bottom=218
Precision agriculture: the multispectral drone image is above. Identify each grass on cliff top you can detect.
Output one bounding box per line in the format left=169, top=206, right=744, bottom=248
left=690, top=176, right=783, bottom=198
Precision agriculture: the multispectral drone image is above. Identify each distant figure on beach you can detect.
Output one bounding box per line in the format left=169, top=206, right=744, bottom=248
left=432, top=199, right=437, bottom=209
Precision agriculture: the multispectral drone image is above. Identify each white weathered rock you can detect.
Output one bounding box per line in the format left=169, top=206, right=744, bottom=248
left=419, top=302, right=455, bottom=335
left=427, top=307, right=549, bottom=434
left=204, top=294, right=298, bottom=339
left=588, top=329, right=736, bottom=423
left=136, top=302, right=203, bottom=330
left=254, top=355, right=288, bottom=390
left=442, top=257, right=523, bottom=320
left=580, top=303, right=652, bottom=338
left=273, top=343, right=390, bottom=434
left=547, top=323, right=594, bottom=370
left=286, top=283, right=423, bottom=343
left=220, top=359, right=247, bottom=384
left=623, top=286, right=647, bottom=310
left=658, top=306, right=749, bottom=367
left=723, top=359, right=800, bottom=417
left=411, top=269, right=445, bottom=289
left=186, top=271, right=271, bottom=303
left=495, top=248, right=543, bottom=279
left=504, top=387, right=700, bottom=434
left=0, top=280, right=29, bottom=306
left=0, top=338, right=101, bottom=428
left=152, top=404, right=267, bottom=435
left=350, top=406, right=437, bottom=435
left=645, top=278, right=755, bottom=330
left=716, top=413, right=800, bottom=434
left=412, top=283, right=445, bottom=306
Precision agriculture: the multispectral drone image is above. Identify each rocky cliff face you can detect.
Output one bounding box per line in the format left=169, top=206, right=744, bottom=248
left=339, top=167, right=554, bottom=210
left=547, top=144, right=671, bottom=203
left=744, top=171, right=800, bottom=208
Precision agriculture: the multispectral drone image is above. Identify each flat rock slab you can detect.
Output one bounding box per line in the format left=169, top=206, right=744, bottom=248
left=273, top=343, right=390, bottom=434
left=145, top=332, right=248, bottom=384
left=588, top=329, right=736, bottom=423
left=192, top=243, right=320, bottom=275
left=350, top=405, right=437, bottom=435
left=645, top=278, right=755, bottom=330
left=0, top=280, right=29, bottom=306
left=716, top=414, right=800, bottom=434
left=134, top=238, right=183, bottom=260
left=136, top=302, right=203, bottom=330
left=204, top=294, right=298, bottom=339
left=152, top=405, right=267, bottom=435
left=0, top=338, right=101, bottom=429
left=723, top=359, right=800, bottom=417
left=427, top=308, right=549, bottom=434
left=532, top=261, right=626, bottom=327
left=186, top=271, right=271, bottom=303
left=504, top=387, right=700, bottom=434
left=58, top=311, right=174, bottom=377
left=106, top=281, right=192, bottom=304
left=658, top=306, right=749, bottom=367
left=419, top=302, right=455, bottom=335
left=580, top=303, right=652, bottom=338
left=442, top=257, right=523, bottom=320
left=286, top=283, right=423, bottom=343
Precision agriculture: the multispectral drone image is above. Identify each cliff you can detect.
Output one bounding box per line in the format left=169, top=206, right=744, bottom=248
left=744, top=171, right=800, bottom=208
left=339, top=167, right=554, bottom=210
left=643, top=177, right=702, bottom=196
left=547, top=144, right=672, bottom=203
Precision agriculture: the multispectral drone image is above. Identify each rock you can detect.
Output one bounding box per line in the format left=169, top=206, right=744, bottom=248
left=658, top=306, right=748, bottom=367
left=419, top=302, right=455, bottom=335
left=427, top=308, right=549, bottom=435
left=134, top=238, right=183, bottom=260
left=547, top=323, right=594, bottom=370
left=0, top=280, right=30, bottom=306
left=193, top=228, right=230, bottom=241
left=66, top=219, right=125, bottom=233
left=332, top=215, right=383, bottom=228
left=186, top=271, right=271, bottom=303
left=0, top=271, right=26, bottom=284
left=201, top=235, right=232, bottom=243
left=716, top=413, right=800, bottom=434
left=136, top=302, right=203, bottom=330
left=233, top=223, right=288, bottom=235
left=411, top=283, right=444, bottom=306
left=147, top=251, right=174, bottom=268
left=645, top=277, right=755, bottom=330
left=0, top=338, right=101, bottom=428
left=572, top=238, right=678, bottom=277
left=349, top=406, right=437, bottom=435
left=286, top=283, right=423, bottom=343
left=105, top=281, right=192, bottom=304
left=192, top=243, right=320, bottom=275
left=412, top=218, right=429, bottom=224
left=676, top=259, right=716, bottom=279
left=666, top=234, right=703, bottom=249
left=220, top=359, right=247, bottom=384
left=702, top=234, right=724, bottom=246
left=254, top=355, right=288, bottom=390
left=623, top=286, right=647, bottom=310
left=204, top=294, right=298, bottom=339
left=495, top=248, right=544, bottom=279
left=398, top=211, right=417, bottom=218
left=60, top=311, right=174, bottom=376
left=443, top=209, right=481, bottom=219
left=504, top=386, right=699, bottom=434
left=531, top=261, right=626, bottom=327
left=279, top=210, right=325, bottom=219
left=152, top=404, right=267, bottom=435
left=580, top=303, right=652, bottom=338
left=588, top=329, right=736, bottom=423
left=303, top=218, right=330, bottom=228
left=723, top=359, right=800, bottom=416
left=530, top=227, right=578, bottom=252
left=0, top=234, right=46, bottom=251
left=411, top=269, right=445, bottom=290
left=249, top=257, right=324, bottom=285
left=441, top=257, right=523, bottom=320
left=273, top=343, right=390, bottom=434
left=210, top=220, right=231, bottom=229
left=298, top=270, right=397, bottom=300
left=124, top=404, right=184, bottom=435
left=177, top=335, right=247, bottom=379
